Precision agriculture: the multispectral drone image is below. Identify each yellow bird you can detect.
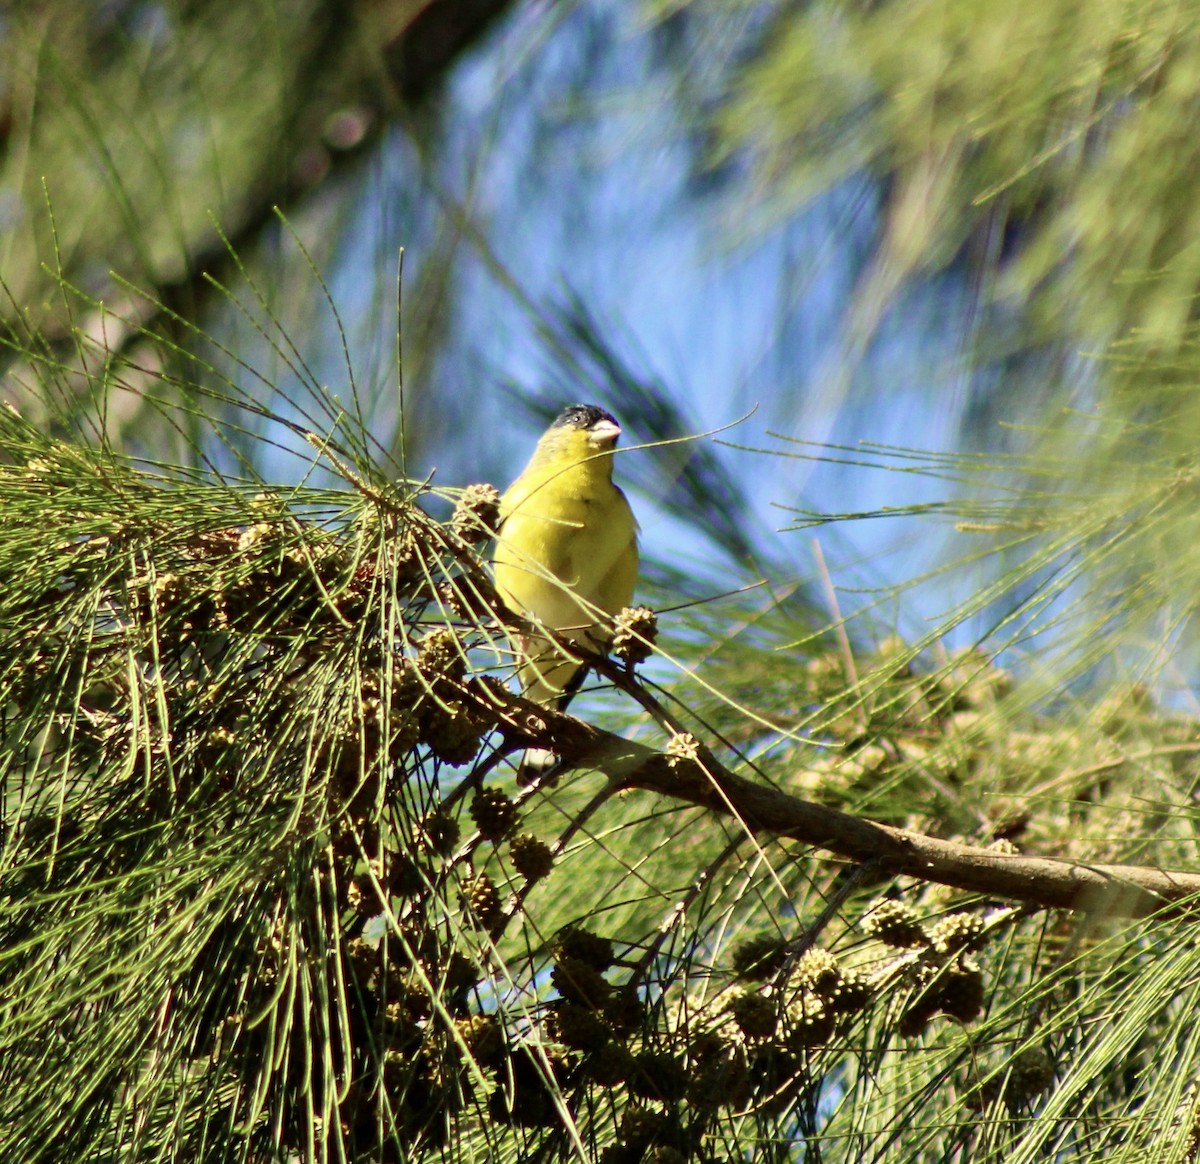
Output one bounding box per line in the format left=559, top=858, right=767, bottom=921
left=493, top=404, right=638, bottom=774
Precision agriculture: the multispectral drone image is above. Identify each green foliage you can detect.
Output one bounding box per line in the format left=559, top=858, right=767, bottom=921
left=718, top=0, right=1200, bottom=346
left=4, top=372, right=1200, bottom=1162
left=2, top=1, right=334, bottom=312
left=0, top=401, right=509, bottom=1159
left=8, top=1, right=1200, bottom=1161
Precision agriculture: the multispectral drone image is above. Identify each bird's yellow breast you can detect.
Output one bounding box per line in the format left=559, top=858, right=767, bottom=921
left=493, top=443, right=637, bottom=636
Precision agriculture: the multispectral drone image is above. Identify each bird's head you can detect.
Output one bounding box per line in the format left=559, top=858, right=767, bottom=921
left=551, top=403, right=621, bottom=451
left=533, top=403, right=623, bottom=467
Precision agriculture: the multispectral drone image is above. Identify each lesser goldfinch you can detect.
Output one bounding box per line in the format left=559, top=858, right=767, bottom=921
left=493, top=404, right=638, bottom=776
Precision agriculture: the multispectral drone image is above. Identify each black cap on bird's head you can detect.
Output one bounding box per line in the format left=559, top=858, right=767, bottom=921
left=553, top=403, right=621, bottom=446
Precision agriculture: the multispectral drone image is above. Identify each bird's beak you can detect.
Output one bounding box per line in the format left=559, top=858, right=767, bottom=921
left=589, top=419, right=621, bottom=446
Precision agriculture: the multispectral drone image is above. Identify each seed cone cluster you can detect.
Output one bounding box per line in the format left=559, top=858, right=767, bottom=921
left=856, top=897, right=1001, bottom=1037
left=7, top=487, right=592, bottom=1160
left=451, top=483, right=501, bottom=544
left=612, top=605, right=658, bottom=664
left=5, top=433, right=1098, bottom=1164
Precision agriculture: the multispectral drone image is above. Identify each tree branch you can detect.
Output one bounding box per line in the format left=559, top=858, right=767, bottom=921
left=487, top=691, right=1200, bottom=920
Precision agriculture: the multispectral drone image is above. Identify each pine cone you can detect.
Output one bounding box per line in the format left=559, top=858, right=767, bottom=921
left=456, top=1014, right=507, bottom=1069
left=343, top=936, right=378, bottom=989
left=586, top=1040, right=635, bottom=1086
left=443, top=950, right=480, bottom=996
left=452, top=483, right=501, bottom=544
left=551, top=957, right=612, bottom=1009
left=419, top=807, right=461, bottom=856
left=646, top=1148, right=688, bottom=1164
left=687, top=1043, right=750, bottom=1111
left=462, top=873, right=504, bottom=931
left=863, top=898, right=929, bottom=948
left=664, top=731, right=701, bottom=766
left=730, top=990, right=777, bottom=1039
left=417, top=628, right=466, bottom=683
left=792, top=948, right=842, bottom=997
left=421, top=700, right=485, bottom=766
left=552, top=926, right=615, bottom=970
left=345, top=872, right=384, bottom=918
left=826, top=966, right=873, bottom=1016
left=549, top=1002, right=612, bottom=1052
left=1007, top=1046, right=1054, bottom=1102
left=929, top=912, right=986, bottom=954
left=387, top=856, right=424, bottom=898
left=731, top=934, right=791, bottom=980
left=935, top=957, right=985, bottom=1023
left=786, top=991, right=834, bottom=1048
left=898, top=998, right=938, bottom=1039
left=470, top=786, right=520, bottom=841
left=488, top=1051, right=563, bottom=1128
left=611, top=605, right=657, bottom=665
left=749, top=1041, right=803, bottom=1090
left=629, top=1051, right=689, bottom=1102
left=618, top=1105, right=671, bottom=1152
left=509, top=833, right=554, bottom=882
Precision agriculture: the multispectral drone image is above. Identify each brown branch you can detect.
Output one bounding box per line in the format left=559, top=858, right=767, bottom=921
left=486, top=691, right=1200, bottom=920
left=9, top=0, right=517, bottom=377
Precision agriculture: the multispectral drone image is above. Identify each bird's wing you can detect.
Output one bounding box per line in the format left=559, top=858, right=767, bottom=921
left=594, top=486, right=639, bottom=618
left=496, top=477, right=635, bottom=628
left=494, top=466, right=637, bottom=707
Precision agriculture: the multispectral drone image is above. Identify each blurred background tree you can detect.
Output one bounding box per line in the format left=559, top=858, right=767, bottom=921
left=5, top=0, right=1200, bottom=1161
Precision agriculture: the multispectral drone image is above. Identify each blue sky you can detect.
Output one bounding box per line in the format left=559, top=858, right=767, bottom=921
left=235, top=1, right=1060, bottom=665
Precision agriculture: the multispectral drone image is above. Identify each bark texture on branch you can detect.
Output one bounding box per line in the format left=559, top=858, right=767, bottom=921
left=491, top=691, right=1200, bottom=920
